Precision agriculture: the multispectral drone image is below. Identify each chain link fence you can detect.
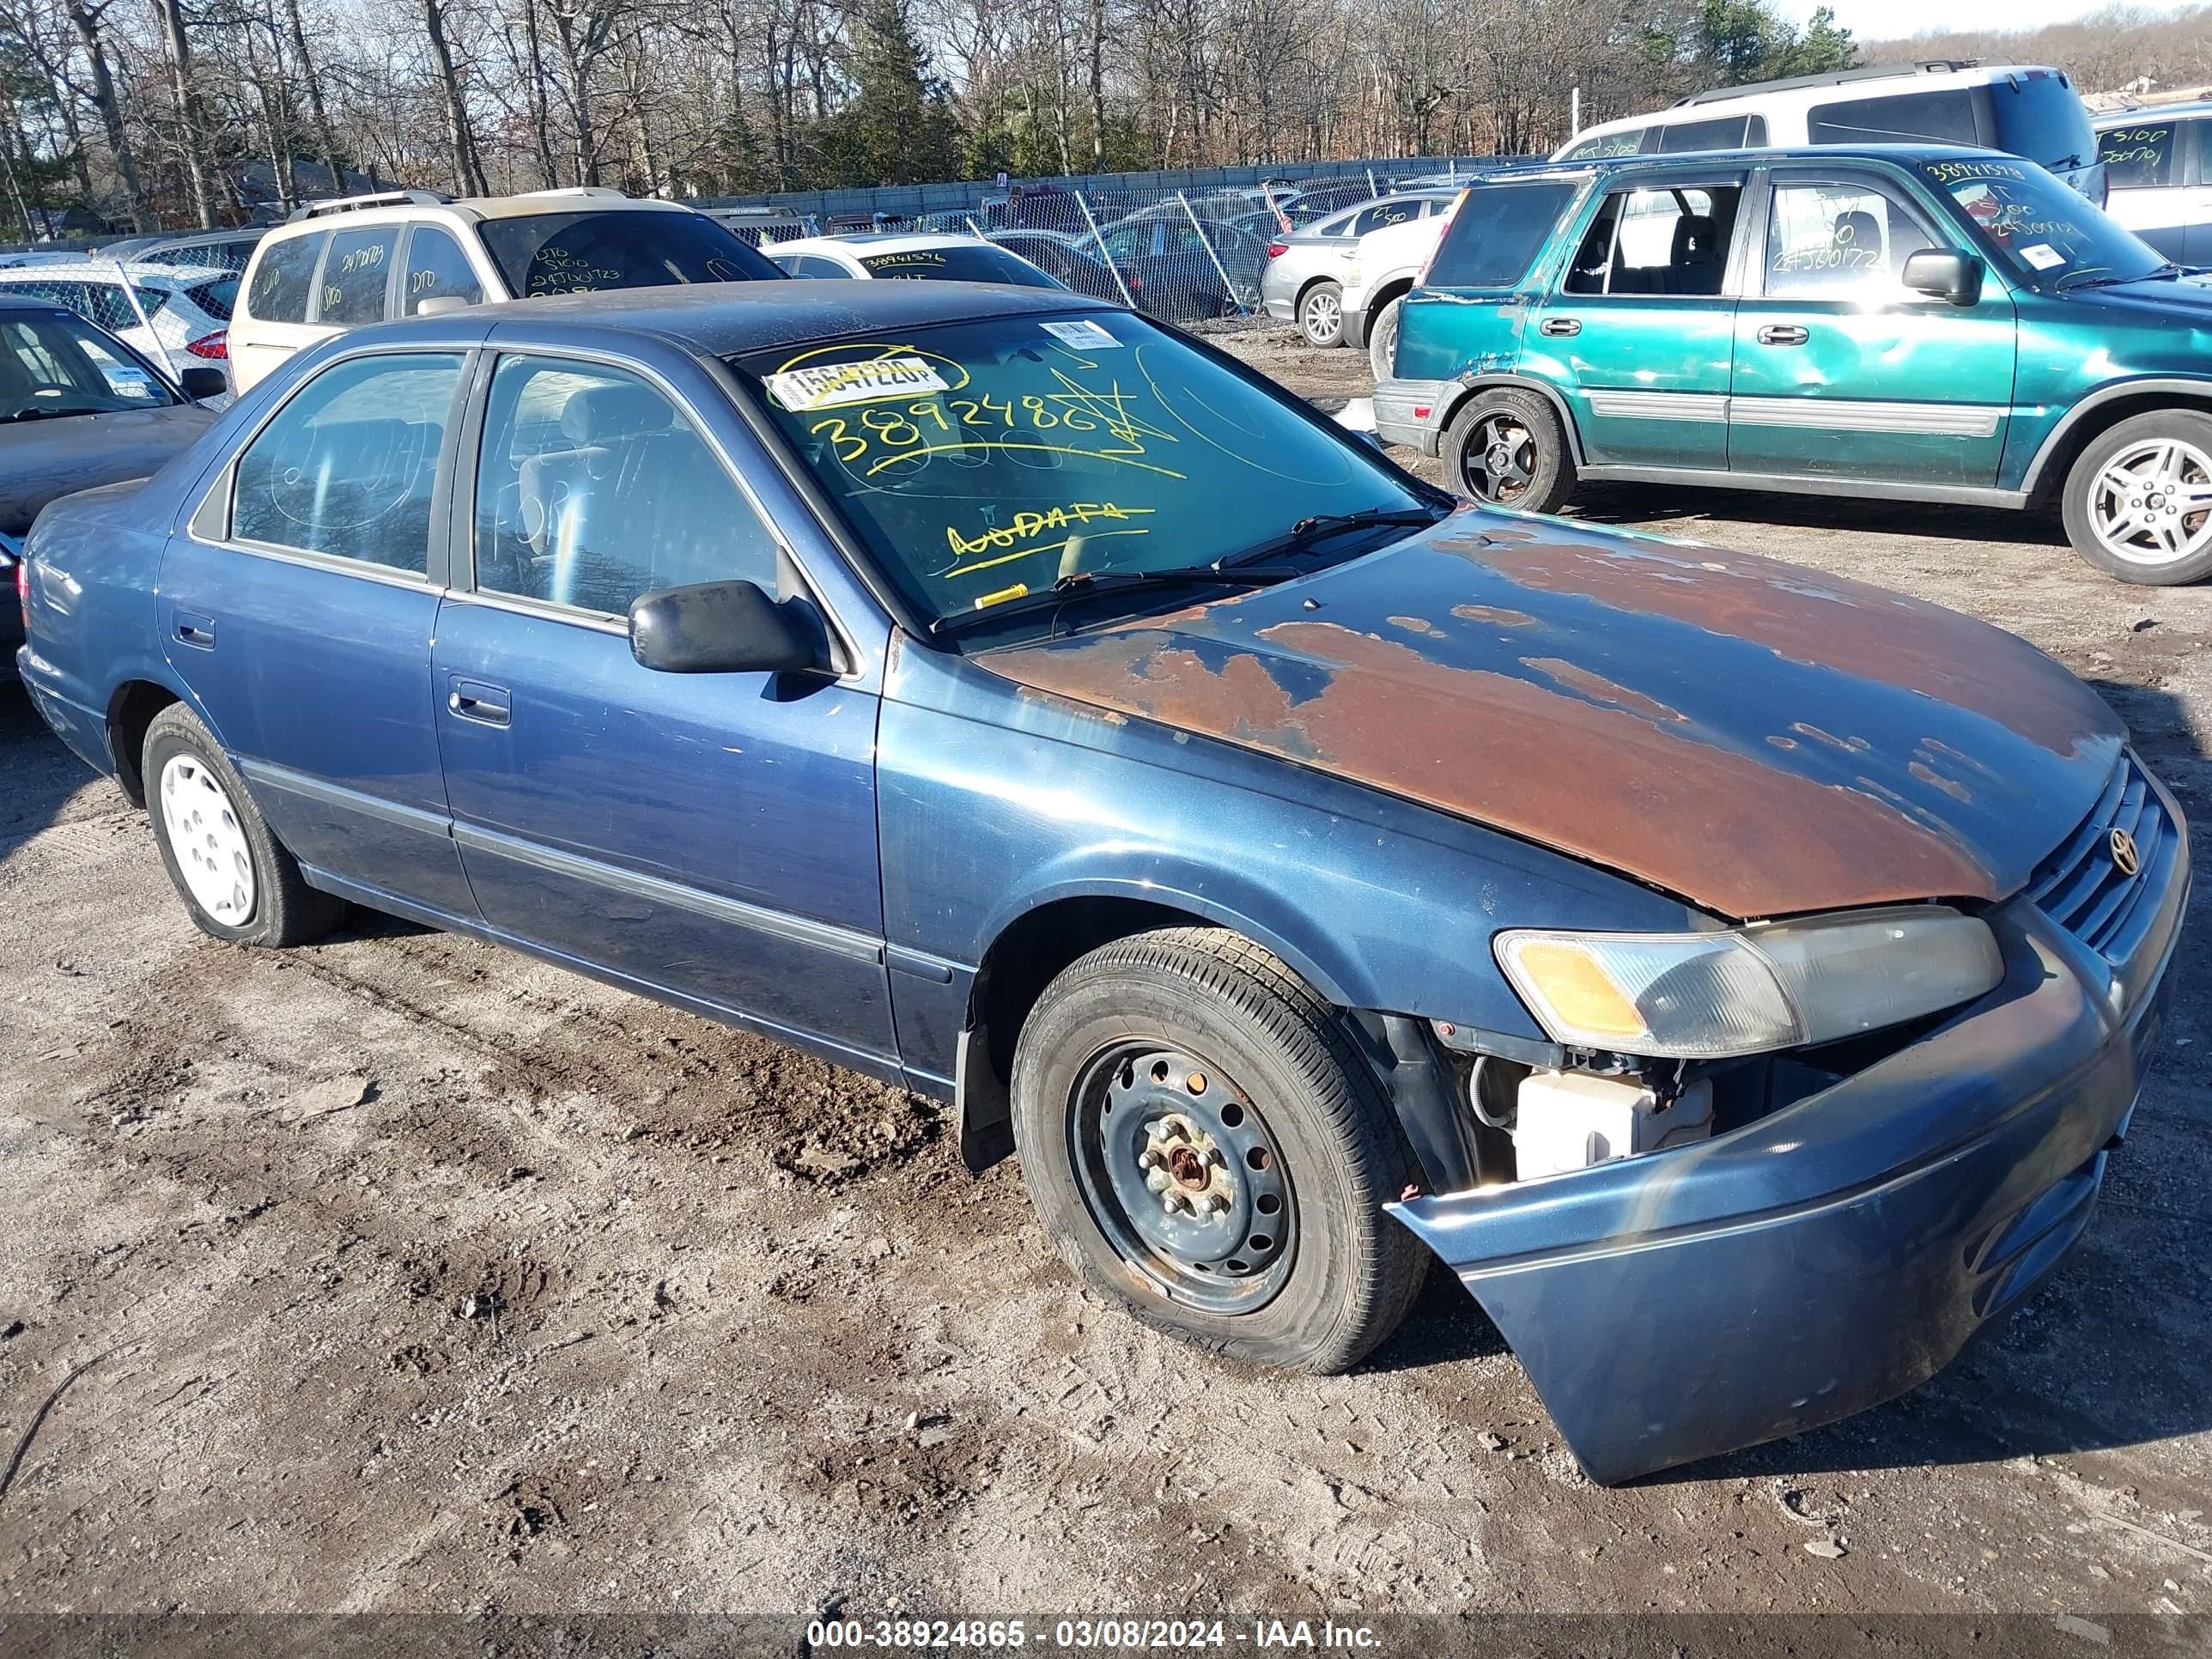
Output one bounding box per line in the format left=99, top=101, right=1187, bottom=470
left=702, top=160, right=1496, bottom=331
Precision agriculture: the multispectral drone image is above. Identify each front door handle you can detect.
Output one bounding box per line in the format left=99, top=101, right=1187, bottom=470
left=173, top=611, right=216, bottom=649
left=1757, top=324, right=1810, bottom=346
left=447, top=678, right=511, bottom=728
left=1539, top=317, right=1582, bottom=337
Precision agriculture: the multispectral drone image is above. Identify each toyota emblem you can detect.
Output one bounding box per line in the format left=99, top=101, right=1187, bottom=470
left=2111, top=826, right=2142, bottom=878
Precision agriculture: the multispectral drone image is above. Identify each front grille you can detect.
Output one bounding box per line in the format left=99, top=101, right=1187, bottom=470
left=2026, top=752, right=2177, bottom=966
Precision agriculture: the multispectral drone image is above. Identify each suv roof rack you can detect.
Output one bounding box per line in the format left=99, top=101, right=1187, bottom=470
left=515, top=186, right=629, bottom=200
left=1674, top=59, right=1993, bottom=108
left=287, top=189, right=453, bottom=222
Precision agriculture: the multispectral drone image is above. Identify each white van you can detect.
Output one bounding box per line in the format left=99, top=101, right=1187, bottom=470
left=228, top=187, right=784, bottom=392
left=1556, top=62, right=2106, bottom=201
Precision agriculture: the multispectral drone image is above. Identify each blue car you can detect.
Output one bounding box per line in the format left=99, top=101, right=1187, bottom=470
left=13, top=282, right=2188, bottom=1483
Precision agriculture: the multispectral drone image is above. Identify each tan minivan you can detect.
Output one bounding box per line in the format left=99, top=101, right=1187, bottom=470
left=228, top=186, right=786, bottom=392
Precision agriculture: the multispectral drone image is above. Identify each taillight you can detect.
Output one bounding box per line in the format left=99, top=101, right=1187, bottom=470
left=186, top=331, right=227, bottom=360
left=1267, top=241, right=1288, bottom=259
left=14, top=554, right=27, bottom=640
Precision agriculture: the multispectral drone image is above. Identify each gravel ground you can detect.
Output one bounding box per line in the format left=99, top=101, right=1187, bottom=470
left=1, top=329, right=2209, bottom=1639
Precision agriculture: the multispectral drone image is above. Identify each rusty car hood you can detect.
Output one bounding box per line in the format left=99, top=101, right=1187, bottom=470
left=976, top=511, right=2122, bottom=919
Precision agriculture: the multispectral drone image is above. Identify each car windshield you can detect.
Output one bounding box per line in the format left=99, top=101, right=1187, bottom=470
left=476, top=210, right=782, bottom=298
left=0, top=307, right=178, bottom=417
left=734, top=309, right=1435, bottom=639
left=1921, top=158, right=2166, bottom=287
left=857, top=244, right=1065, bottom=288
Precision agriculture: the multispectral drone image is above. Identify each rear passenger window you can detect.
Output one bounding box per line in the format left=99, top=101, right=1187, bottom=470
left=233, top=352, right=462, bottom=574
left=317, top=228, right=396, bottom=325
left=1808, top=89, right=1979, bottom=147
left=472, top=355, right=779, bottom=617
left=1564, top=185, right=1742, bottom=297
left=248, top=231, right=325, bottom=323
left=2099, top=122, right=2179, bottom=188
left=1424, top=182, right=1577, bottom=289
left=401, top=226, right=483, bottom=314
left=1654, top=115, right=1749, bottom=154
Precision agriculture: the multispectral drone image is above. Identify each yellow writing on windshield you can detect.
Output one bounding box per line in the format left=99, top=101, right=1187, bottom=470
left=947, top=501, right=1153, bottom=559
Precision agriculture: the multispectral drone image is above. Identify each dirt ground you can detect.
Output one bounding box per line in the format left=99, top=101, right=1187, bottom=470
left=3, top=328, right=2210, bottom=1641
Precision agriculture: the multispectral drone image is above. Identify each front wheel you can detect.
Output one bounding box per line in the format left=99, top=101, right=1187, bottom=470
left=1010, top=928, right=1427, bottom=1374
left=2061, top=410, right=2212, bottom=585
left=1441, top=387, right=1578, bottom=514
left=1298, top=281, right=1345, bottom=348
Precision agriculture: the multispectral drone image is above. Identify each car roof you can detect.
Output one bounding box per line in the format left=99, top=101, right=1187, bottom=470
left=261, top=190, right=707, bottom=240
left=769, top=233, right=999, bottom=256
left=0, top=258, right=235, bottom=284
left=1565, top=63, right=2070, bottom=149
left=336, top=276, right=1109, bottom=359
left=2093, top=101, right=2212, bottom=124
left=1489, top=142, right=2027, bottom=182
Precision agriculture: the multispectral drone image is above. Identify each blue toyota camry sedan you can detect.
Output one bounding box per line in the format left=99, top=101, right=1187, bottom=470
left=13, top=282, right=2187, bottom=1483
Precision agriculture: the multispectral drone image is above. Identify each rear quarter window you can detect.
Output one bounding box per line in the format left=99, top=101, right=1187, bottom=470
left=248, top=231, right=326, bottom=323
left=1423, top=183, right=1577, bottom=289
left=1563, top=129, right=1645, bottom=161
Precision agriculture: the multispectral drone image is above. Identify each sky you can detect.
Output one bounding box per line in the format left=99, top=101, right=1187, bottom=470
left=1771, top=0, right=2202, bottom=38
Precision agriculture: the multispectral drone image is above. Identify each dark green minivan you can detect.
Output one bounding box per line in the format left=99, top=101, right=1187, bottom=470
left=1375, top=146, right=2212, bottom=584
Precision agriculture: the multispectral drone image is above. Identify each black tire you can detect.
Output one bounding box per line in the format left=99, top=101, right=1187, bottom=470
left=143, top=702, right=345, bottom=947
left=1298, top=280, right=1345, bottom=348
left=2060, top=408, right=2212, bottom=586
left=1365, top=295, right=1403, bottom=380
left=1010, top=927, right=1428, bottom=1375
left=1442, top=387, right=1579, bottom=515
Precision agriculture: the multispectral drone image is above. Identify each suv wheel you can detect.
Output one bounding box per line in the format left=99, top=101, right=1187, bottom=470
left=143, top=703, right=345, bottom=946
left=1366, top=296, right=1404, bottom=380
left=1442, top=388, right=1578, bottom=515
left=1010, top=927, right=1427, bottom=1375
left=1298, top=282, right=1345, bottom=348
left=2062, top=410, right=2212, bottom=585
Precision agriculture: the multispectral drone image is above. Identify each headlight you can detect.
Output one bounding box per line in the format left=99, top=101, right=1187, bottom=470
left=1493, top=906, right=2003, bottom=1060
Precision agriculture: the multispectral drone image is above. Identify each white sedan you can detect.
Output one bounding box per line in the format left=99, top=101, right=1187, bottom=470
left=763, top=232, right=1071, bottom=291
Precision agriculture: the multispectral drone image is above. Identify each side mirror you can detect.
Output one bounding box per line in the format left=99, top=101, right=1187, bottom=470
left=1902, top=249, right=1984, bottom=307
left=416, top=295, right=473, bottom=317
left=178, top=365, right=228, bottom=400
left=629, top=579, right=827, bottom=675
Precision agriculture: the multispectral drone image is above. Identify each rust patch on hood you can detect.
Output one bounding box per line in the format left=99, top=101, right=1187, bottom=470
left=973, top=515, right=2119, bottom=918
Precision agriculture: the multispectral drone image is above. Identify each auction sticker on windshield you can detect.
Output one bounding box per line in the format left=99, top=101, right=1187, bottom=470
left=765, top=356, right=951, bottom=411
left=1040, top=318, right=1121, bottom=350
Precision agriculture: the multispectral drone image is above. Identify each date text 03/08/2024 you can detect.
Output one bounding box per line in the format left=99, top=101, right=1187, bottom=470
left=804, top=1619, right=1382, bottom=1650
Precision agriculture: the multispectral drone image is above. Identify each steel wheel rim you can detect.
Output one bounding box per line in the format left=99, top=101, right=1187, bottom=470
left=2090, top=438, right=2212, bottom=566
left=1462, top=411, right=1538, bottom=504
left=1302, top=289, right=1342, bottom=344
left=1067, top=1041, right=1296, bottom=1314
left=159, top=753, right=255, bottom=925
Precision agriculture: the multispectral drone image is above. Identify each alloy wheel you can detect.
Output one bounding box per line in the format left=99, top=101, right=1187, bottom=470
left=2089, top=438, right=2212, bottom=568
left=1462, top=411, right=1538, bottom=504
left=1301, top=289, right=1343, bottom=346
left=1067, top=1041, right=1295, bottom=1314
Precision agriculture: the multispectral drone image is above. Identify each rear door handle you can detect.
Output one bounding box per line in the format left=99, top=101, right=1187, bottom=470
left=173, top=611, right=216, bottom=649
left=1757, top=324, right=1810, bottom=346
left=447, top=677, right=511, bottom=728
left=1539, top=317, right=1581, bottom=337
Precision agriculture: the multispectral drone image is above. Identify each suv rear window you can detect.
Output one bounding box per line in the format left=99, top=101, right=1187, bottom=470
left=1808, top=88, right=1979, bottom=147
left=1984, top=71, right=2098, bottom=174
left=1422, top=182, right=1577, bottom=289
left=476, top=210, right=781, bottom=298
left=249, top=230, right=326, bottom=323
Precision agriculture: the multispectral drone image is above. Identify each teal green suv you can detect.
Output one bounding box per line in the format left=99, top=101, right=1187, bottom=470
left=1375, top=146, right=2212, bottom=584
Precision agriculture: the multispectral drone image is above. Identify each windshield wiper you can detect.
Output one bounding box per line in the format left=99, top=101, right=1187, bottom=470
left=2056, top=263, right=2181, bottom=292
left=1220, top=503, right=1450, bottom=569
left=2, top=406, right=79, bottom=422
left=930, top=561, right=1300, bottom=640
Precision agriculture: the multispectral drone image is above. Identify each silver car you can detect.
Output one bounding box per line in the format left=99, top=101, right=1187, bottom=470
left=1260, top=191, right=1460, bottom=347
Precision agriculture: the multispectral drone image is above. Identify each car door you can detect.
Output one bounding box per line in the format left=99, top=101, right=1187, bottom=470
left=1530, top=172, right=1747, bottom=469
left=432, top=346, right=896, bottom=1064
left=2098, top=118, right=2196, bottom=260
left=155, top=348, right=479, bottom=918
left=233, top=229, right=332, bottom=392
left=1729, top=166, right=2016, bottom=488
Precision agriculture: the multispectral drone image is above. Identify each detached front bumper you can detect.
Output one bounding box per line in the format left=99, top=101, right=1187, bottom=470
left=1390, top=761, right=2189, bottom=1485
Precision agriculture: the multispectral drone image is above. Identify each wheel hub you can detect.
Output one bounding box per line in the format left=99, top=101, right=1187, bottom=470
left=158, top=753, right=255, bottom=926
left=1070, top=1044, right=1296, bottom=1313
left=2090, top=437, right=2212, bottom=567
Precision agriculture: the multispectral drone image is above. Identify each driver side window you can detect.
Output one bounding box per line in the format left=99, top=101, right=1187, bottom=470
left=472, top=354, right=780, bottom=618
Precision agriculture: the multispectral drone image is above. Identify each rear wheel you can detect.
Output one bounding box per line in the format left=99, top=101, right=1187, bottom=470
left=1298, top=281, right=1345, bottom=348
left=1365, top=295, right=1404, bottom=380
left=1441, top=387, right=1578, bottom=515
left=1011, top=927, right=1427, bottom=1374
left=143, top=703, right=344, bottom=947
left=2061, top=410, right=2212, bottom=585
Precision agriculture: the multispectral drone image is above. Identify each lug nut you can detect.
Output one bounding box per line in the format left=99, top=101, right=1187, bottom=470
left=1145, top=1168, right=1170, bottom=1194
